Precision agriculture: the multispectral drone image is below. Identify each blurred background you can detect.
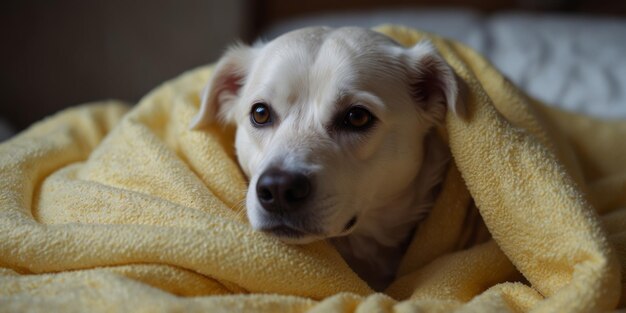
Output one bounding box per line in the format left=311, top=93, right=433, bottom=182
left=2, top=0, right=626, bottom=141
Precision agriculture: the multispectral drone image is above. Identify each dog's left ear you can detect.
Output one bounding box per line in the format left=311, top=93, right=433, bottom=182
left=405, top=41, right=464, bottom=124
left=190, top=44, right=258, bottom=129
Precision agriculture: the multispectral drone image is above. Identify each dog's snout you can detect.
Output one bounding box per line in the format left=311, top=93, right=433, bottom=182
left=256, top=168, right=311, bottom=212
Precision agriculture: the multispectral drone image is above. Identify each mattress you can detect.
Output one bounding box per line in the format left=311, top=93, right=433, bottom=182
left=264, top=9, right=626, bottom=119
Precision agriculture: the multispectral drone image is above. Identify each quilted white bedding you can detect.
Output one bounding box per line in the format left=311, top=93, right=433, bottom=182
left=265, top=10, right=626, bottom=118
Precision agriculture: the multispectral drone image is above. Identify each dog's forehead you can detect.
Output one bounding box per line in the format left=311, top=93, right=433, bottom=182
left=247, top=27, right=404, bottom=110
left=257, top=27, right=399, bottom=73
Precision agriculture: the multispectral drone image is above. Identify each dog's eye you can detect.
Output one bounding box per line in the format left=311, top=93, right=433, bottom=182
left=343, top=107, right=373, bottom=130
left=251, top=102, right=272, bottom=126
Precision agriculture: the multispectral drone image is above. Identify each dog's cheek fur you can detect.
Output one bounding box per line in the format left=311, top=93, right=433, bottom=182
left=234, top=126, right=264, bottom=180
left=318, top=131, right=424, bottom=235
left=236, top=127, right=272, bottom=231
left=361, top=132, right=424, bottom=205
left=312, top=157, right=362, bottom=234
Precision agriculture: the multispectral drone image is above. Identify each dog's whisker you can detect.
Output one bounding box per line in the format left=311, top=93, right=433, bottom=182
left=309, top=204, right=338, bottom=221
left=315, top=194, right=338, bottom=204
left=236, top=205, right=247, bottom=219
left=229, top=198, right=246, bottom=211
left=229, top=198, right=248, bottom=221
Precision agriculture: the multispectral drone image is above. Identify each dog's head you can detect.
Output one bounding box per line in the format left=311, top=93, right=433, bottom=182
left=191, top=27, right=461, bottom=244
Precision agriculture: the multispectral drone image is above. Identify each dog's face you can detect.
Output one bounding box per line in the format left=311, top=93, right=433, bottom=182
left=191, top=27, right=459, bottom=244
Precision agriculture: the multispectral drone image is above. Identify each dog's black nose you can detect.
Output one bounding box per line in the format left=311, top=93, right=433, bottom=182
left=256, top=168, right=311, bottom=212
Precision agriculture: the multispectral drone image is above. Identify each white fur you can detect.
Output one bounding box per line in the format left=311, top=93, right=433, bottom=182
left=190, top=27, right=462, bottom=290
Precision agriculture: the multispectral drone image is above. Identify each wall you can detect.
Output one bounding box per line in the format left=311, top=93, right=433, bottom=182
left=1, top=1, right=249, bottom=130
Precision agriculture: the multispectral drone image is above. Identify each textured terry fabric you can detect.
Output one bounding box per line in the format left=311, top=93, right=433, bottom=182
left=1, top=25, right=625, bottom=312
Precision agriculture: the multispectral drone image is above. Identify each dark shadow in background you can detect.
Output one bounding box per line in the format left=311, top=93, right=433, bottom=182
left=1, top=1, right=254, bottom=130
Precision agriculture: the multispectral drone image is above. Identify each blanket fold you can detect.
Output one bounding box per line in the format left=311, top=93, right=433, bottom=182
left=1, top=25, right=625, bottom=312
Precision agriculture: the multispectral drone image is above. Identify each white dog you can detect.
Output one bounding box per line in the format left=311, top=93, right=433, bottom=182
left=191, top=27, right=462, bottom=290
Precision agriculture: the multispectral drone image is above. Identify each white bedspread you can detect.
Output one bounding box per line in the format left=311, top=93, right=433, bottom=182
left=265, top=10, right=626, bottom=118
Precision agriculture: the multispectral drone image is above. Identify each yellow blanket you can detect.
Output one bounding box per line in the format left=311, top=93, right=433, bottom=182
left=1, top=25, right=625, bottom=312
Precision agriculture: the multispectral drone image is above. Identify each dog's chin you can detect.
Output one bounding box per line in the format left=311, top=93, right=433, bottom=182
left=275, top=234, right=323, bottom=245
left=260, top=225, right=325, bottom=244
left=260, top=219, right=360, bottom=245
left=249, top=202, right=361, bottom=244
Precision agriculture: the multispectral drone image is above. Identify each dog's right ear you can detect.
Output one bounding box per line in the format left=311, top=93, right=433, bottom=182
left=403, top=40, right=465, bottom=125
left=190, top=44, right=257, bottom=129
